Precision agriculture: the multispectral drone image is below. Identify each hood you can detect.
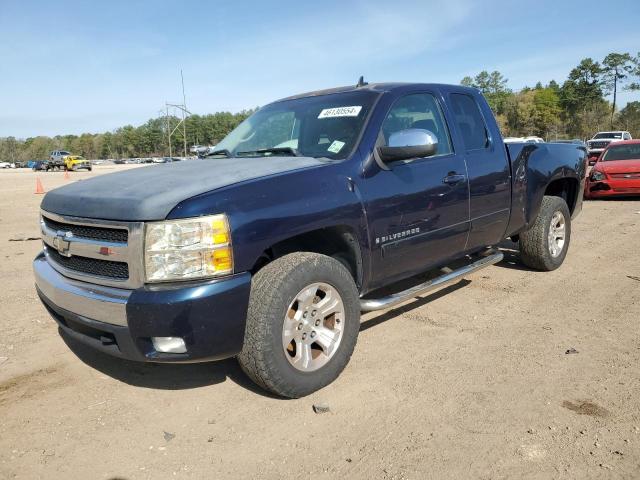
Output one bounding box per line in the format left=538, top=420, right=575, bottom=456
left=41, top=156, right=327, bottom=221
left=596, top=159, right=640, bottom=174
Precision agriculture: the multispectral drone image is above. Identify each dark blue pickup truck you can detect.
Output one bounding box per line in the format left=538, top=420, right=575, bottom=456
left=34, top=82, right=586, bottom=397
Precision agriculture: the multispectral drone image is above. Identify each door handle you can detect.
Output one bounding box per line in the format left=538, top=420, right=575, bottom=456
left=442, top=174, right=466, bottom=186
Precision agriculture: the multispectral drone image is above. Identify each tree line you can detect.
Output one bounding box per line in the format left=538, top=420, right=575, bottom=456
left=461, top=52, right=640, bottom=140
left=1, top=52, right=639, bottom=162
left=0, top=110, right=255, bottom=163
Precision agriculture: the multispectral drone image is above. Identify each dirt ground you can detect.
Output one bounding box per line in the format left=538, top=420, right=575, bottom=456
left=0, top=166, right=639, bottom=480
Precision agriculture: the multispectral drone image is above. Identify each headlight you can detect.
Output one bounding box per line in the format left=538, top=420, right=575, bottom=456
left=590, top=170, right=606, bottom=181
left=144, top=214, right=233, bottom=282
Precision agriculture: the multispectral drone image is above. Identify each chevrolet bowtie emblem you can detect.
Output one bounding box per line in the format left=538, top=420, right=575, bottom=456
left=53, top=230, right=73, bottom=257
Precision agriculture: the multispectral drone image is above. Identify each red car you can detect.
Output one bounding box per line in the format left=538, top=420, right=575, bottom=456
left=585, top=140, right=640, bottom=198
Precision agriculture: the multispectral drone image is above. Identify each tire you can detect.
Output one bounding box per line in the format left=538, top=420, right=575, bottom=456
left=519, top=195, right=571, bottom=271
left=238, top=252, right=360, bottom=398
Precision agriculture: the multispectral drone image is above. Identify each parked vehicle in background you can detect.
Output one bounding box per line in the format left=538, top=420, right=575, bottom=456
left=554, top=139, right=586, bottom=146
left=64, top=155, right=92, bottom=171
left=49, top=150, right=71, bottom=163
left=34, top=81, right=586, bottom=398
left=32, top=160, right=62, bottom=171
left=503, top=136, right=544, bottom=144
left=585, top=140, right=640, bottom=198
left=586, top=131, right=632, bottom=165
left=151, top=157, right=181, bottom=163
left=0, top=161, right=10, bottom=169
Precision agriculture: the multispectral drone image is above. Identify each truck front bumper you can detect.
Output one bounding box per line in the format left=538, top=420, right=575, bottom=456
left=33, top=253, right=251, bottom=363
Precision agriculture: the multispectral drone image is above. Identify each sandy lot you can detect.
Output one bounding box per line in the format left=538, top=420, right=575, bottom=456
left=0, top=166, right=639, bottom=479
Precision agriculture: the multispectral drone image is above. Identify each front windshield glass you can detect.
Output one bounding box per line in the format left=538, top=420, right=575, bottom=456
left=213, top=90, right=378, bottom=160
left=594, top=132, right=622, bottom=139
left=602, top=144, right=640, bottom=161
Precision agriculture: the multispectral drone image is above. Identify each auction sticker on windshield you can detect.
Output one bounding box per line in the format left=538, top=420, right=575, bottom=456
left=327, top=140, right=345, bottom=154
left=318, top=106, right=362, bottom=119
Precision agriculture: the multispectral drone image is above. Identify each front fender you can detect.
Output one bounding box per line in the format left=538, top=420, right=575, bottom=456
left=167, top=162, right=371, bottom=286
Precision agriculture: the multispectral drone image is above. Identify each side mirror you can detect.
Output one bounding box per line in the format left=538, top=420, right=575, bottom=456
left=378, top=129, right=438, bottom=163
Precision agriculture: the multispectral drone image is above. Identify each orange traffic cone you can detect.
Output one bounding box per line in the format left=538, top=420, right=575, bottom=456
left=35, top=178, right=45, bottom=194
left=64, top=170, right=70, bottom=180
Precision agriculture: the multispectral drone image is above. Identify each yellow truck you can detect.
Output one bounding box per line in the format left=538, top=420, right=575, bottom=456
left=64, top=155, right=92, bottom=172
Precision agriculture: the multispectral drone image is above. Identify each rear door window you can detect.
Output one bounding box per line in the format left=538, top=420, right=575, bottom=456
left=450, top=94, right=489, bottom=151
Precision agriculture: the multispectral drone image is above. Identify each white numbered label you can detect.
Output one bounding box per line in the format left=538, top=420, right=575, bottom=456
left=318, top=106, right=362, bottom=119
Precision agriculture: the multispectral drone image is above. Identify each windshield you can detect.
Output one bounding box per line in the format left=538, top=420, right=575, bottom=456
left=602, top=144, right=640, bottom=161
left=213, top=90, right=378, bottom=160
left=594, top=132, right=622, bottom=139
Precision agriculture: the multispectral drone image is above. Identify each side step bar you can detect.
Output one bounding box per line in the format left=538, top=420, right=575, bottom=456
left=359, top=250, right=504, bottom=312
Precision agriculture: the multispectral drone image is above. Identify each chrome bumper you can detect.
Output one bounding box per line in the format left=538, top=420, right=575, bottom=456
left=33, top=253, right=130, bottom=327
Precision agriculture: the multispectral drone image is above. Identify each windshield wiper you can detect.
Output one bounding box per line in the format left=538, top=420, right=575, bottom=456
left=202, top=148, right=233, bottom=158
left=236, top=147, right=301, bottom=157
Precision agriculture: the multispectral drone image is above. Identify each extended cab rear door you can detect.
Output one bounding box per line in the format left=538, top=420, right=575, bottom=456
left=445, top=89, right=511, bottom=251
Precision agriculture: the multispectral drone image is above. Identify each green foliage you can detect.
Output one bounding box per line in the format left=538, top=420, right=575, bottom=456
left=461, top=70, right=511, bottom=114
left=601, top=52, right=635, bottom=126
left=462, top=52, right=639, bottom=139
left=618, top=101, right=640, bottom=134
left=0, top=110, right=255, bottom=162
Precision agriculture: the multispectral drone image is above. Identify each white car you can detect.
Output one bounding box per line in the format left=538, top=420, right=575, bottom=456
left=503, top=136, right=544, bottom=144
left=0, top=162, right=11, bottom=169
left=586, top=131, right=632, bottom=159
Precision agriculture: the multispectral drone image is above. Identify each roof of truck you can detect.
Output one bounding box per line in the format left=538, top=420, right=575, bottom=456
left=274, top=82, right=473, bottom=103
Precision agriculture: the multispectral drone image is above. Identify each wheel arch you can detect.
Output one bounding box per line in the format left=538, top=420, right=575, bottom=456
left=250, top=225, right=364, bottom=291
left=544, top=177, right=580, bottom=215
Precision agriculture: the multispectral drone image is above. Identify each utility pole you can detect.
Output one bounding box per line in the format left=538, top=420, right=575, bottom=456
left=165, top=104, right=172, bottom=157
left=181, top=70, right=188, bottom=158
left=163, top=70, right=190, bottom=158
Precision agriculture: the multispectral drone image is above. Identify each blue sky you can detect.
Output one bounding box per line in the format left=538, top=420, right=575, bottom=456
left=1, top=0, right=639, bottom=138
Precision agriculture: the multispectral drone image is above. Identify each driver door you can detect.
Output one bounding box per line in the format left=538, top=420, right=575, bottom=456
left=363, top=92, right=470, bottom=288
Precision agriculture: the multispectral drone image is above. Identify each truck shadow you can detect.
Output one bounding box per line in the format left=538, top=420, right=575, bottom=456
left=360, top=280, right=471, bottom=331
left=59, top=331, right=278, bottom=398
left=494, top=239, right=531, bottom=271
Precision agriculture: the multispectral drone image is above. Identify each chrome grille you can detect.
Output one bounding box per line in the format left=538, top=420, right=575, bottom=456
left=47, top=248, right=129, bottom=279
left=42, top=216, right=128, bottom=243
left=40, top=210, right=145, bottom=289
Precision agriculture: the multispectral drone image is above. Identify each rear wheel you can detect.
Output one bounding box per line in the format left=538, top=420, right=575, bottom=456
left=238, top=252, right=360, bottom=398
left=519, top=195, right=571, bottom=271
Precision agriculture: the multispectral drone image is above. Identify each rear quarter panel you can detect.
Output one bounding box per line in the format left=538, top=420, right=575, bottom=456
left=505, top=143, right=586, bottom=236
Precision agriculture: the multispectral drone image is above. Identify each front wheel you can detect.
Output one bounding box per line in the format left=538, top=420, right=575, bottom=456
left=238, top=252, right=360, bottom=398
left=519, top=195, right=571, bottom=271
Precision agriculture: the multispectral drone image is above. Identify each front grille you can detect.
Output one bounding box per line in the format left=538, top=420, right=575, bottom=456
left=43, top=216, right=128, bottom=243
left=589, top=141, right=609, bottom=149
left=48, top=248, right=129, bottom=279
